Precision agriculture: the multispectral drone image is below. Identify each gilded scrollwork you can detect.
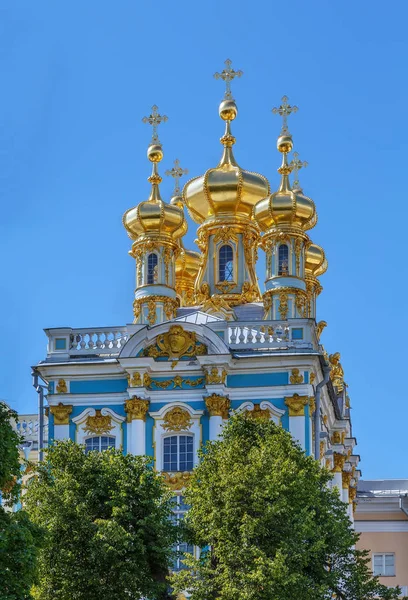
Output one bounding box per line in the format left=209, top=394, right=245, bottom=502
left=162, top=471, right=192, bottom=490
left=144, top=325, right=207, bottom=361
left=284, top=394, right=308, bottom=416
left=161, top=407, right=192, bottom=432
left=83, top=410, right=113, bottom=435
left=205, top=393, right=230, bottom=418
left=50, top=402, right=72, bottom=425
left=125, top=397, right=149, bottom=422
left=289, top=368, right=303, bottom=384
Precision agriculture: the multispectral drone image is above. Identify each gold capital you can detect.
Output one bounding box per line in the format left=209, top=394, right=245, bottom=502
left=332, top=452, right=346, bottom=473
left=125, top=397, right=150, bottom=422
left=205, top=393, right=230, bottom=419
left=50, top=402, right=72, bottom=425
left=284, top=394, right=308, bottom=417
left=342, top=470, right=352, bottom=490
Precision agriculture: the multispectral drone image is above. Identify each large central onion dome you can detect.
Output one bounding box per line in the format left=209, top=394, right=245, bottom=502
left=253, top=134, right=317, bottom=232
left=183, top=100, right=270, bottom=224
left=123, top=144, right=186, bottom=241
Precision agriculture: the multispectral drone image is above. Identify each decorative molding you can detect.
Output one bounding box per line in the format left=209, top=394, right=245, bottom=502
left=125, top=397, right=150, bottom=422
left=83, top=410, right=113, bottom=435
left=284, top=394, right=308, bottom=416
left=56, top=379, right=67, bottom=394
left=246, top=403, right=271, bottom=420
left=50, top=402, right=72, bottom=425
left=205, top=366, right=227, bottom=385
left=149, top=375, right=204, bottom=390
left=354, top=521, right=408, bottom=533
left=162, top=471, right=192, bottom=491
left=332, top=452, right=346, bottom=473
left=144, top=325, right=207, bottom=362
left=205, top=393, right=230, bottom=418
left=289, top=368, right=303, bottom=384
left=161, top=406, right=192, bottom=432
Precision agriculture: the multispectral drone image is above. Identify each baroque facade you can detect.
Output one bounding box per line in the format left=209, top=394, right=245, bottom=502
left=33, top=60, right=359, bottom=520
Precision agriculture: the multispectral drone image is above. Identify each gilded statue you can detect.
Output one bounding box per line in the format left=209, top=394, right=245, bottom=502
left=329, top=352, right=345, bottom=393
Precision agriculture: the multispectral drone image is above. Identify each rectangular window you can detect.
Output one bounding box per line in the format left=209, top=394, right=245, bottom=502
left=292, top=328, right=303, bottom=340
left=373, top=553, right=395, bottom=576
left=55, top=338, right=67, bottom=350
left=163, top=435, right=194, bottom=472
left=171, top=495, right=194, bottom=571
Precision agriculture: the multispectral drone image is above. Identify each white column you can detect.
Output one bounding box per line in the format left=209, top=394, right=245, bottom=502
left=331, top=453, right=345, bottom=493
left=125, top=398, right=149, bottom=456
left=284, top=395, right=308, bottom=451
left=205, top=393, right=230, bottom=440
left=50, top=404, right=72, bottom=442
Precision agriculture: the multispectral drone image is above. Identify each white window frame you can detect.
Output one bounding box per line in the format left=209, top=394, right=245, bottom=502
left=372, top=552, right=395, bottom=577
left=171, top=494, right=195, bottom=572
left=84, top=435, right=116, bottom=453
left=163, top=434, right=194, bottom=472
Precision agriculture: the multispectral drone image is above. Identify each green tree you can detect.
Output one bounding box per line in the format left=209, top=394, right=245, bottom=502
left=172, top=414, right=400, bottom=600
left=25, top=440, right=176, bottom=600
left=0, top=401, right=42, bottom=600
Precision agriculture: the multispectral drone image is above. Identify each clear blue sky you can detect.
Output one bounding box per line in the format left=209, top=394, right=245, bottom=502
left=1, top=0, right=407, bottom=478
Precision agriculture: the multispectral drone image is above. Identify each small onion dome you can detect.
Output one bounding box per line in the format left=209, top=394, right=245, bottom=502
left=183, top=100, right=269, bottom=224
left=175, top=245, right=201, bottom=283
left=123, top=145, right=186, bottom=241
left=305, top=242, right=327, bottom=277
left=253, top=135, right=316, bottom=232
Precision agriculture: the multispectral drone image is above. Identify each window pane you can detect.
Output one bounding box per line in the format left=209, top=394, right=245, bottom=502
left=219, top=245, right=234, bottom=281
left=147, top=253, right=158, bottom=284
left=163, top=436, right=178, bottom=471
left=385, top=554, right=394, bottom=566
left=179, top=435, right=193, bottom=471
left=278, top=244, right=289, bottom=275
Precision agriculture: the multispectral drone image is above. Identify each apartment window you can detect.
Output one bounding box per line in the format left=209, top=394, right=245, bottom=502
left=171, top=495, right=194, bottom=571
left=163, top=435, right=193, bottom=472
left=85, top=436, right=115, bottom=453
left=373, top=553, right=395, bottom=576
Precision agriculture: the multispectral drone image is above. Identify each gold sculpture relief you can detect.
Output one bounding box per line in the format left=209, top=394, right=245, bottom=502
left=50, top=402, right=73, bottom=425
left=83, top=410, right=113, bottom=435
left=129, top=372, right=142, bottom=387
left=247, top=404, right=271, bottom=420
left=133, top=299, right=141, bottom=323
left=310, top=372, right=316, bottom=384
left=161, top=407, right=192, bottom=432
left=309, top=396, right=316, bottom=414
left=289, top=368, right=303, bottom=384
left=294, top=238, right=302, bottom=276
left=214, top=226, right=238, bottom=244
left=205, top=367, right=227, bottom=385
left=147, top=298, right=157, bottom=326
left=56, top=379, right=67, bottom=394
left=279, top=291, right=289, bottom=320
left=143, top=373, right=152, bottom=388
left=332, top=452, right=346, bottom=473
left=205, top=393, right=230, bottom=419
left=342, top=470, right=352, bottom=490
left=132, top=296, right=179, bottom=325
left=125, top=397, right=149, bottom=422
left=349, top=486, right=357, bottom=502
left=316, top=320, right=327, bottom=341
left=162, top=471, right=191, bottom=491
left=331, top=431, right=342, bottom=445
left=329, top=352, right=345, bottom=393
left=295, top=292, right=307, bottom=318
left=150, top=376, right=203, bottom=390
left=284, top=394, right=308, bottom=417
left=145, top=325, right=207, bottom=361
left=319, top=440, right=325, bottom=460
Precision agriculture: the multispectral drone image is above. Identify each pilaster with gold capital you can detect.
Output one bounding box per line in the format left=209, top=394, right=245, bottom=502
left=205, top=393, right=230, bottom=440
left=331, top=452, right=345, bottom=492
left=50, top=402, right=73, bottom=440
left=342, top=470, right=351, bottom=504
left=125, top=396, right=150, bottom=456
left=285, top=394, right=308, bottom=450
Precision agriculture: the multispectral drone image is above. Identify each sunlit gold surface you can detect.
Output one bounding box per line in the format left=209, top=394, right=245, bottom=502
left=305, top=243, right=328, bottom=277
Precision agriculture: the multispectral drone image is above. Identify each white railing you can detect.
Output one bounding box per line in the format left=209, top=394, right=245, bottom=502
left=226, top=321, right=314, bottom=350
left=69, top=329, right=129, bottom=353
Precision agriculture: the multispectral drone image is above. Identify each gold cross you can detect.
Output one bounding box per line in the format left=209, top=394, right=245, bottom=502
left=214, top=59, right=243, bottom=100
left=290, top=151, right=308, bottom=190
left=165, top=159, right=189, bottom=195
left=142, top=105, right=168, bottom=144
left=272, top=95, right=298, bottom=135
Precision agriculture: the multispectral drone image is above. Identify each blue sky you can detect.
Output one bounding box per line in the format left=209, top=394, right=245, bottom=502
left=1, top=0, right=407, bottom=478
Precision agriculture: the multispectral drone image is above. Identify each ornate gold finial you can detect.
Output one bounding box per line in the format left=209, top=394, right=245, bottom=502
left=290, top=151, right=308, bottom=190
left=165, top=159, right=189, bottom=196
left=142, top=104, right=168, bottom=145
left=214, top=58, right=243, bottom=100
left=272, top=95, right=298, bottom=136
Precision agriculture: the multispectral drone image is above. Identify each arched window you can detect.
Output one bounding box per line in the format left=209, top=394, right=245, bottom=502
left=147, top=253, right=158, bottom=284
left=171, top=495, right=194, bottom=571
left=278, top=244, right=289, bottom=275
left=85, top=436, right=115, bottom=453
left=218, top=245, right=234, bottom=281
left=163, top=435, right=193, bottom=472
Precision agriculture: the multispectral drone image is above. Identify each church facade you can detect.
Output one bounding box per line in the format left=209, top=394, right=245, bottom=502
left=33, top=60, right=359, bottom=520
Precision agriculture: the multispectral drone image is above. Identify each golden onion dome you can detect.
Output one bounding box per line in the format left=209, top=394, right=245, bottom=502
left=305, top=242, right=328, bottom=277
left=170, top=195, right=201, bottom=282
left=183, top=100, right=270, bottom=224
left=253, top=135, right=317, bottom=232
left=123, top=144, right=186, bottom=241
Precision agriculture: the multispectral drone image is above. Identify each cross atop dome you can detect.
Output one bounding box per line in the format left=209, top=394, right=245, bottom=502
left=272, top=95, right=298, bottom=135
left=214, top=59, right=243, bottom=100
left=142, top=105, right=168, bottom=144
left=165, top=159, right=189, bottom=196
left=290, top=151, right=308, bottom=190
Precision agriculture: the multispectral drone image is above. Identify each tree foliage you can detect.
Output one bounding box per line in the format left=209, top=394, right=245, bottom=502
left=172, top=415, right=400, bottom=600
left=0, top=401, right=42, bottom=600
left=25, top=440, right=176, bottom=600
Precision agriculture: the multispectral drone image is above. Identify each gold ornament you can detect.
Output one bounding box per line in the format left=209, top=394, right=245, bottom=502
left=290, top=368, right=303, bottom=384
left=246, top=404, right=271, bottom=420
left=56, top=379, right=67, bottom=394
left=145, top=325, right=207, bottom=361
left=205, top=393, right=230, bottom=419
left=162, top=471, right=192, bottom=490
left=50, top=402, right=72, bottom=425
left=332, top=452, right=346, bottom=473
left=161, top=407, right=192, bottom=432
left=205, top=367, right=227, bottom=385
left=310, top=372, right=316, bottom=384
left=329, top=352, right=345, bottom=393
left=309, top=396, right=316, bottom=414
left=349, top=486, right=357, bottom=502
left=284, top=394, right=308, bottom=416
left=342, top=471, right=352, bottom=489
left=143, top=372, right=152, bottom=388
left=84, top=410, right=113, bottom=435
left=320, top=440, right=325, bottom=460
left=132, top=296, right=179, bottom=325
left=149, top=376, right=203, bottom=390
left=129, top=372, right=142, bottom=387
left=125, top=397, right=149, bottom=422
left=279, top=291, right=288, bottom=320
left=147, top=298, right=157, bottom=326
left=316, top=320, right=327, bottom=341
left=331, top=431, right=342, bottom=444
left=214, top=226, right=238, bottom=244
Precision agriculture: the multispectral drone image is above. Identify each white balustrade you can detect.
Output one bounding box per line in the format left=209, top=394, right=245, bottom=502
left=227, top=321, right=313, bottom=350
left=69, top=329, right=129, bottom=354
